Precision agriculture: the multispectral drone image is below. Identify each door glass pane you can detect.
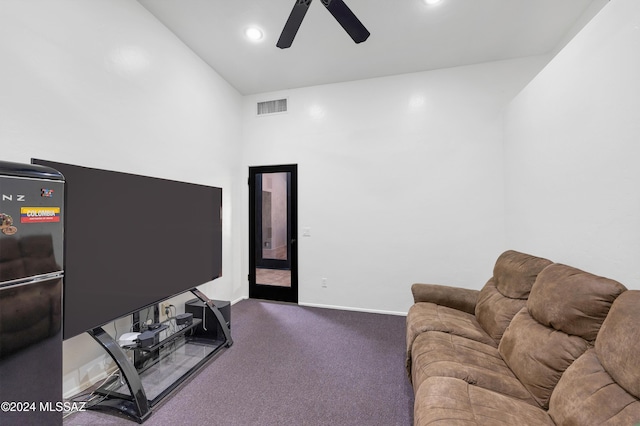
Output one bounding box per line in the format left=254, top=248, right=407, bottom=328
left=261, top=172, right=288, bottom=260
left=255, top=172, right=291, bottom=287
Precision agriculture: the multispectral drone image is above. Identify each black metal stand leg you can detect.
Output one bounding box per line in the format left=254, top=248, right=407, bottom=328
left=87, top=327, right=151, bottom=423
left=190, top=288, right=234, bottom=347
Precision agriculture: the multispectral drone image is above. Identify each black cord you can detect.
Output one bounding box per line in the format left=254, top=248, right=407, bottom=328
left=64, top=369, right=121, bottom=418
left=145, top=307, right=152, bottom=325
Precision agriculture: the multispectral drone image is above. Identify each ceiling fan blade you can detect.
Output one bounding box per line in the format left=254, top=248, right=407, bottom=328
left=277, top=0, right=313, bottom=49
left=321, top=0, right=370, bottom=44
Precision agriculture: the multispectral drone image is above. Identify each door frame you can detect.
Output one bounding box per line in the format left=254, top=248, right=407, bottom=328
left=248, top=164, right=298, bottom=303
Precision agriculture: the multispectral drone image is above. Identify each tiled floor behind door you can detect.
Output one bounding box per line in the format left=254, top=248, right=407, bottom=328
left=256, top=268, right=291, bottom=287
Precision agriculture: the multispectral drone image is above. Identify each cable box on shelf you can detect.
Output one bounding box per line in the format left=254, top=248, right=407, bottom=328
left=137, top=324, right=168, bottom=348
left=175, top=312, right=193, bottom=326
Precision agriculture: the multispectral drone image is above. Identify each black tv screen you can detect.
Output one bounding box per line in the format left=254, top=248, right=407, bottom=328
left=32, top=159, right=222, bottom=340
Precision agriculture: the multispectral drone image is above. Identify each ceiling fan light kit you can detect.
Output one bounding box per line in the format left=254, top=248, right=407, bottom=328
left=277, top=0, right=370, bottom=49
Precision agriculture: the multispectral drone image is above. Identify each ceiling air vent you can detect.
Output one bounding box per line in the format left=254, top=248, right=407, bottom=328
left=257, top=98, right=288, bottom=116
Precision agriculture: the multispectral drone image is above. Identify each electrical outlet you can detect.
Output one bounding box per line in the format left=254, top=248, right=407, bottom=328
left=161, top=303, right=170, bottom=317
left=321, top=278, right=327, bottom=288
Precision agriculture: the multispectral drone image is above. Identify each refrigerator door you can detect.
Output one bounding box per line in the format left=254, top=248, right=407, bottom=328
left=0, top=276, right=63, bottom=425
left=0, top=162, right=64, bottom=286
left=0, top=161, right=64, bottom=426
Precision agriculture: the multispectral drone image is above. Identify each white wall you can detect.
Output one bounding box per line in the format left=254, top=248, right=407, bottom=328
left=504, top=0, right=640, bottom=289
left=0, top=0, right=243, bottom=396
left=242, top=56, right=549, bottom=315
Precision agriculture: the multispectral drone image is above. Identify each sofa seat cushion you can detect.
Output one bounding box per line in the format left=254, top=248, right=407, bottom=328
left=406, top=302, right=495, bottom=377
left=407, top=303, right=496, bottom=349
left=414, top=376, right=554, bottom=426
left=411, top=331, right=536, bottom=406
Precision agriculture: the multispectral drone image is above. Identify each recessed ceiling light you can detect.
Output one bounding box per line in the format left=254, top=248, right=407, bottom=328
left=423, top=0, right=442, bottom=5
left=245, top=27, right=264, bottom=42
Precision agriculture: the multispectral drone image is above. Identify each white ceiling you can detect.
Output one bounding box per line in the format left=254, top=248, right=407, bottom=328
left=137, top=0, right=607, bottom=95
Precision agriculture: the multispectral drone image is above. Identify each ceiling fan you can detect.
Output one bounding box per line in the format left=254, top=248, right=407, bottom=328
left=277, top=0, right=370, bottom=49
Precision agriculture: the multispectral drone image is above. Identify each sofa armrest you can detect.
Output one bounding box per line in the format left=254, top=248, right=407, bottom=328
left=411, top=283, right=479, bottom=315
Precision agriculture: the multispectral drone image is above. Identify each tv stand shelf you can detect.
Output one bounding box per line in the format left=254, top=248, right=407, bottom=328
left=133, top=318, right=202, bottom=353
left=86, top=289, right=232, bottom=423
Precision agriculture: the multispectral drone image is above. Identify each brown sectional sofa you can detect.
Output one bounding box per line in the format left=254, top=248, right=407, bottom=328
left=406, top=250, right=640, bottom=425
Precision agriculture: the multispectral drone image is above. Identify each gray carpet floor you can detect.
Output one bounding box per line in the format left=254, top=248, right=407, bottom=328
left=64, top=299, right=414, bottom=425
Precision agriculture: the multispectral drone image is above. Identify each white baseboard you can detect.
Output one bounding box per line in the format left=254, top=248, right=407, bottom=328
left=298, top=302, right=407, bottom=317
left=230, top=296, right=247, bottom=305
left=235, top=296, right=406, bottom=316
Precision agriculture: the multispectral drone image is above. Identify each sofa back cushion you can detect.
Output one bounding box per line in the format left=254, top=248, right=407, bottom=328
left=475, top=250, right=552, bottom=342
left=548, top=290, right=640, bottom=424
left=498, top=264, right=626, bottom=409
left=528, top=264, right=626, bottom=342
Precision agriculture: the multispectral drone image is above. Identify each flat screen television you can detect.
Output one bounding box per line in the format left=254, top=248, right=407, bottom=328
left=32, top=159, right=222, bottom=340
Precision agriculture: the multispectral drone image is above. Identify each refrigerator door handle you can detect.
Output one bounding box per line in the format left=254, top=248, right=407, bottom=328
left=0, top=271, right=64, bottom=290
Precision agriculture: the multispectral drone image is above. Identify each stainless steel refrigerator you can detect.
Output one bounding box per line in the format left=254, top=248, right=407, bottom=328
left=0, top=161, right=64, bottom=426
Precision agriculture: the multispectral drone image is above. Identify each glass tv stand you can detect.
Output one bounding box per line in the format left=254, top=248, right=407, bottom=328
left=86, top=288, right=232, bottom=423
